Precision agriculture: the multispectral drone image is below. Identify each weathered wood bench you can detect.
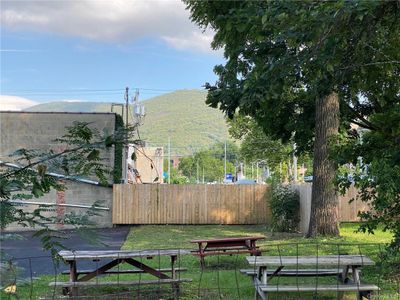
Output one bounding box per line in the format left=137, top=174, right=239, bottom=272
left=246, top=255, right=378, bottom=300
left=256, top=284, right=379, bottom=300
left=190, top=236, right=265, bottom=268
left=49, top=278, right=192, bottom=288
left=54, top=249, right=191, bottom=299
left=61, top=267, right=187, bottom=275
left=240, top=268, right=353, bottom=277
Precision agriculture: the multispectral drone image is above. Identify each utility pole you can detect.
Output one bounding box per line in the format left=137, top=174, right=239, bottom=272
left=168, top=136, right=171, bottom=184
left=293, top=143, right=298, bottom=182
left=224, top=140, right=227, bottom=182
left=256, top=162, right=259, bottom=183
left=196, top=161, right=199, bottom=183
left=124, top=87, right=129, bottom=183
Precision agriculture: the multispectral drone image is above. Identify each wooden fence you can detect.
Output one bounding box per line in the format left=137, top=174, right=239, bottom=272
left=112, top=184, right=370, bottom=227
left=113, top=184, right=271, bottom=224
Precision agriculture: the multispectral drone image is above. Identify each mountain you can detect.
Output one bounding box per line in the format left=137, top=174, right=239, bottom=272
left=25, top=90, right=230, bottom=155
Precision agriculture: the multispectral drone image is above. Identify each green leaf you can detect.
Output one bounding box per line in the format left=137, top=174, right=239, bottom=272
left=131, top=152, right=137, bottom=161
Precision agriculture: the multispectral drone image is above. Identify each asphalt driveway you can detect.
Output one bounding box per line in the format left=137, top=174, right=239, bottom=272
left=1, top=226, right=131, bottom=278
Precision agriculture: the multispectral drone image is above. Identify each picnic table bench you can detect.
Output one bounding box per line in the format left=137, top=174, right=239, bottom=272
left=50, top=249, right=192, bottom=298
left=190, top=236, right=265, bottom=268
left=246, top=255, right=379, bottom=300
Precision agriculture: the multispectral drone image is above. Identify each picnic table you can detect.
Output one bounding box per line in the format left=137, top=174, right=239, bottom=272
left=190, top=236, right=265, bottom=268
left=245, top=255, right=379, bottom=300
left=50, top=249, right=191, bottom=298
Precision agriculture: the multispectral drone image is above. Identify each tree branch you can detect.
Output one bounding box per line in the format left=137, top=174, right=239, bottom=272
left=341, top=60, right=400, bottom=70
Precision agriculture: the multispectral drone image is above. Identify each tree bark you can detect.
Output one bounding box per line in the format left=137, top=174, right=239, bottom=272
left=307, top=91, right=340, bottom=237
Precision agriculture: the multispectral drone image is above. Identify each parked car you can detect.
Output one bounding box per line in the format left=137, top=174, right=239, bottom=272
left=234, top=179, right=257, bottom=185
left=304, top=176, right=313, bottom=182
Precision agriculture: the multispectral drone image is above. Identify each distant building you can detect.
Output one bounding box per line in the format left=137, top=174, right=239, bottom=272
left=127, top=146, right=164, bottom=183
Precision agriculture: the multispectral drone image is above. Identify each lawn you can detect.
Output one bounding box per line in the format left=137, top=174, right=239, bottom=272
left=1, top=223, right=398, bottom=300
left=121, top=223, right=398, bottom=300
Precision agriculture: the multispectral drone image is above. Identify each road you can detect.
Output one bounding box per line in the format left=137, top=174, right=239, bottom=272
left=1, top=227, right=131, bottom=278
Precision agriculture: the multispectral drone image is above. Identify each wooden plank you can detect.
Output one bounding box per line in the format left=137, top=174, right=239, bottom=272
left=200, top=184, right=206, bottom=224
left=194, top=185, right=200, bottom=224
left=247, top=255, right=375, bottom=267
left=259, top=284, right=379, bottom=292
left=192, top=250, right=260, bottom=257
left=191, top=237, right=265, bottom=243
left=151, top=184, right=158, bottom=223
left=207, top=185, right=218, bottom=223
left=49, top=278, right=193, bottom=287
left=228, top=184, right=237, bottom=224
left=185, top=185, right=191, bottom=224
left=134, top=184, right=140, bottom=223
left=175, top=184, right=182, bottom=224
left=59, top=249, right=191, bottom=260
left=61, top=267, right=187, bottom=275
left=240, top=268, right=353, bottom=276
left=219, top=185, right=225, bottom=224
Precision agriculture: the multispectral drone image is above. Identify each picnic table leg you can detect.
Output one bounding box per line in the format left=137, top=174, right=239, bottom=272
left=352, top=266, right=362, bottom=300
left=253, top=266, right=267, bottom=300
left=171, top=255, right=179, bottom=300
left=67, top=260, right=78, bottom=297
left=337, top=266, right=350, bottom=300
left=200, top=255, right=205, bottom=269
left=250, top=240, right=261, bottom=256
left=198, top=242, right=206, bottom=269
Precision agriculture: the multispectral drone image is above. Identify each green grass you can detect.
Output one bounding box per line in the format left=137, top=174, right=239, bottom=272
left=120, top=223, right=398, bottom=299
left=2, top=223, right=398, bottom=299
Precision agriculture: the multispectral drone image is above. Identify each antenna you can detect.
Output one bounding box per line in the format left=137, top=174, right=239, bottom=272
left=132, top=89, right=145, bottom=124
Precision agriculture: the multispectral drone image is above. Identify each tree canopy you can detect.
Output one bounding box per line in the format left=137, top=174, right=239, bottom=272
left=185, top=0, right=400, bottom=237
left=185, top=0, right=399, bottom=149
left=227, top=115, right=291, bottom=167
left=178, top=141, right=239, bottom=183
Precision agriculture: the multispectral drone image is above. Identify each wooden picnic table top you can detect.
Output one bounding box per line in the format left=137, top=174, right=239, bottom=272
left=246, top=255, right=375, bottom=267
left=58, top=249, right=191, bottom=261
left=190, top=236, right=265, bottom=244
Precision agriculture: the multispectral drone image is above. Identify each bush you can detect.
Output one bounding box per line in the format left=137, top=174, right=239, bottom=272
left=269, top=184, right=300, bottom=232
left=113, top=114, right=124, bottom=183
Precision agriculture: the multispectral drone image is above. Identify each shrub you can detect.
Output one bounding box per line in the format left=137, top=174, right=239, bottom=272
left=269, top=184, right=300, bottom=232
left=113, top=114, right=124, bottom=183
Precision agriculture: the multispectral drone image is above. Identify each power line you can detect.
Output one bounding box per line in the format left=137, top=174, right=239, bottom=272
left=2, top=87, right=178, bottom=94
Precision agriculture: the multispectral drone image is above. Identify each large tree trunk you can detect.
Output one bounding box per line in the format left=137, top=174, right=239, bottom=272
left=307, top=91, right=340, bottom=237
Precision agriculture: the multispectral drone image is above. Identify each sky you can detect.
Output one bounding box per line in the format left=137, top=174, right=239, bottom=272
left=0, top=0, right=224, bottom=110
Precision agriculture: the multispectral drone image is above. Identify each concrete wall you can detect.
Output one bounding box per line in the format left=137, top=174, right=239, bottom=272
left=291, top=184, right=312, bottom=233
left=0, top=112, right=116, bottom=171
left=5, top=181, right=113, bottom=231
left=0, top=112, right=116, bottom=231
left=292, top=183, right=371, bottom=233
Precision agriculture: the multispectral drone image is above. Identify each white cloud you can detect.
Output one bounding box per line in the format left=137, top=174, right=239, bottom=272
left=0, top=95, right=39, bottom=111
left=1, top=0, right=216, bottom=54
left=61, top=100, right=82, bottom=103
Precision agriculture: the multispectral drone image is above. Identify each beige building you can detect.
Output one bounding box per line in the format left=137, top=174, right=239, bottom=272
left=127, top=146, right=164, bottom=183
